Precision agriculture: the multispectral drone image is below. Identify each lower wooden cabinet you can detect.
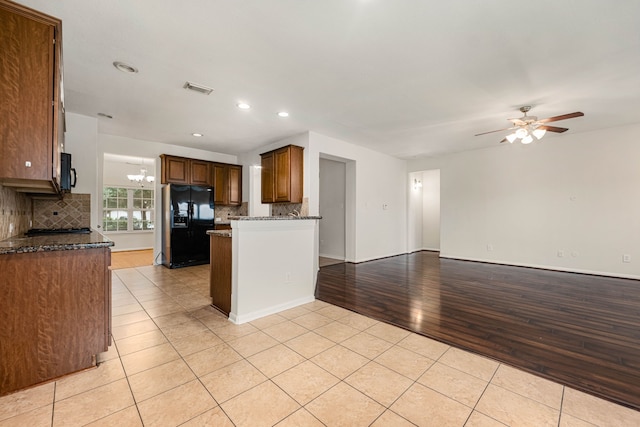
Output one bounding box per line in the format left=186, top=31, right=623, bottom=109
left=0, top=247, right=111, bottom=396
left=210, top=233, right=231, bottom=315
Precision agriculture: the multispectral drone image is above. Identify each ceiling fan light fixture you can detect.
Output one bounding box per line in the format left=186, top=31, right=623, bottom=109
left=506, top=133, right=517, bottom=143
left=521, top=135, right=533, bottom=144
left=515, top=128, right=528, bottom=139
left=532, top=128, right=547, bottom=140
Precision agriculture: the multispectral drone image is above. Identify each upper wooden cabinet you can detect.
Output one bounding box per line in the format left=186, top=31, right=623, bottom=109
left=161, top=155, right=189, bottom=184
left=160, top=155, right=212, bottom=186
left=260, top=145, right=304, bottom=204
left=0, top=1, right=64, bottom=194
left=212, top=163, right=242, bottom=206
left=190, top=160, right=210, bottom=186
left=160, top=154, right=242, bottom=206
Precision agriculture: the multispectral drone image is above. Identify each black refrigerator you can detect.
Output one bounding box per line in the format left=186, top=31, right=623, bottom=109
left=162, top=184, right=214, bottom=268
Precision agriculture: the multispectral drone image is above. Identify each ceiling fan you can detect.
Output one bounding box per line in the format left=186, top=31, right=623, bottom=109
left=475, top=106, right=584, bottom=144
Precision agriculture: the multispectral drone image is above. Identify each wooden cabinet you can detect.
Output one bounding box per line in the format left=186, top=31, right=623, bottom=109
left=161, top=155, right=189, bottom=184
left=160, top=156, right=241, bottom=204
left=160, top=155, right=213, bottom=186
left=210, top=233, right=232, bottom=315
left=0, top=247, right=111, bottom=395
left=261, top=145, right=304, bottom=203
left=0, top=1, right=64, bottom=194
left=212, top=163, right=242, bottom=206
left=190, top=160, right=210, bottom=186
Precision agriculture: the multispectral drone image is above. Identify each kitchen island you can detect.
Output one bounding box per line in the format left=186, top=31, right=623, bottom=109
left=208, top=216, right=321, bottom=324
left=0, top=231, right=113, bottom=396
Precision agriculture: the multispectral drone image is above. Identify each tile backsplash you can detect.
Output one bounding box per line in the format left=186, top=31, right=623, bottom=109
left=32, top=193, right=91, bottom=229
left=0, top=184, right=32, bottom=240
left=270, top=198, right=309, bottom=217
left=215, top=202, right=248, bottom=220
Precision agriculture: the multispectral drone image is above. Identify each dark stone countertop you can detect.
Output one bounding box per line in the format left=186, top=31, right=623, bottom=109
left=0, top=231, right=114, bottom=255
left=227, top=216, right=322, bottom=221
left=207, top=230, right=232, bottom=237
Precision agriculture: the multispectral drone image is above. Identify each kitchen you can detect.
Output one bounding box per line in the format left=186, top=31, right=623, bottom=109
left=3, top=0, right=640, bottom=425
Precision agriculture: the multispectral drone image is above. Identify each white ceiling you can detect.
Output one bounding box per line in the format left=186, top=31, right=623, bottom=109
left=17, top=0, right=640, bottom=159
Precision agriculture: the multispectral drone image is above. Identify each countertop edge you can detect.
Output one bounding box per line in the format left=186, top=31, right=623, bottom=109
left=227, top=216, right=322, bottom=221
left=0, top=231, right=114, bottom=255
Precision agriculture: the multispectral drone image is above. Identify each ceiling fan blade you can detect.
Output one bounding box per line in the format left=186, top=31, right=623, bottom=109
left=537, top=112, right=584, bottom=124
left=538, top=125, right=568, bottom=133
left=499, top=137, right=508, bottom=143
left=474, top=127, right=516, bottom=136
left=507, top=118, right=526, bottom=126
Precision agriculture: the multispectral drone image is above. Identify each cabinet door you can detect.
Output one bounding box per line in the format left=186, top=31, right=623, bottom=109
left=0, top=6, right=55, bottom=182
left=161, top=156, right=188, bottom=184
left=274, top=148, right=291, bottom=202
left=190, top=160, right=210, bottom=186
left=260, top=152, right=275, bottom=203
left=212, top=163, right=228, bottom=205
left=228, top=165, right=242, bottom=206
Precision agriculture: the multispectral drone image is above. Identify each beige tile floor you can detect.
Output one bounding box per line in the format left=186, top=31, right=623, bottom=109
left=1, top=264, right=640, bottom=426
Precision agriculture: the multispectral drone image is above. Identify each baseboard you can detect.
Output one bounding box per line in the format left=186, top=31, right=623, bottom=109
left=319, top=253, right=345, bottom=260
left=111, top=247, right=153, bottom=253
left=229, top=295, right=316, bottom=324
left=439, top=254, right=640, bottom=281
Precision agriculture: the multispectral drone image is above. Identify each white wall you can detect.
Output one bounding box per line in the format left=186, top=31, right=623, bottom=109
left=408, top=124, right=640, bottom=279
left=240, top=131, right=408, bottom=263
left=64, top=113, right=99, bottom=227
left=308, top=132, right=407, bottom=262
left=230, top=219, right=318, bottom=324
left=319, top=158, right=345, bottom=259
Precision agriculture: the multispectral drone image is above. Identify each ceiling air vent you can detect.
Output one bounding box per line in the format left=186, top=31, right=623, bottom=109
left=183, top=81, right=214, bottom=95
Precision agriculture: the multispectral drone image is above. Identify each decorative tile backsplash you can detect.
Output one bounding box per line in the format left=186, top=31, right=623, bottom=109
left=215, top=202, right=248, bottom=220
left=32, top=193, right=91, bottom=229
left=0, top=184, right=32, bottom=240
left=270, top=198, right=309, bottom=217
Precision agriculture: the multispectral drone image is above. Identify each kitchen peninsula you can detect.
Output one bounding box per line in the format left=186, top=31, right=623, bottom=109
left=208, top=216, right=321, bottom=324
left=0, top=231, right=113, bottom=396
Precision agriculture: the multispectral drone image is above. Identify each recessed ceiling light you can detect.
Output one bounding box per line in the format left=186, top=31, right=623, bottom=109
left=113, top=61, right=138, bottom=74
left=192, top=133, right=203, bottom=137
left=97, top=112, right=113, bottom=119
left=237, top=102, right=251, bottom=110
left=277, top=111, right=289, bottom=118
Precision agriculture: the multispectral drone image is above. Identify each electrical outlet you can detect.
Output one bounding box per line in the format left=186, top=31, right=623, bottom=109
left=9, top=223, right=14, bottom=234
left=557, top=250, right=565, bottom=258
left=285, top=272, right=291, bottom=282
left=486, top=244, right=493, bottom=252
left=623, top=254, right=631, bottom=263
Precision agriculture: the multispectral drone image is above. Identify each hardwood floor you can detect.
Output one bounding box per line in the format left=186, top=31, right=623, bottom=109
left=110, top=249, right=154, bottom=269
left=315, top=251, right=640, bottom=411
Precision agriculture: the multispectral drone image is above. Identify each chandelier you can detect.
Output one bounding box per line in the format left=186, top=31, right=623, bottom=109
left=127, top=168, right=155, bottom=187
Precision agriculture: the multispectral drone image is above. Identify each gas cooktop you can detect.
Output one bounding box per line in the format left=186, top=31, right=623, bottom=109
left=26, top=227, right=91, bottom=236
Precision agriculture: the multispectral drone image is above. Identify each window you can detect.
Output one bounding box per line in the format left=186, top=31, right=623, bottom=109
left=103, top=187, right=154, bottom=232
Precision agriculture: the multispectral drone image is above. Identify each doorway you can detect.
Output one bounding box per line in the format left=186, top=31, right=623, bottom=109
left=319, top=158, right=346, bottom=264
left=409, top=169, right=440, bottom=252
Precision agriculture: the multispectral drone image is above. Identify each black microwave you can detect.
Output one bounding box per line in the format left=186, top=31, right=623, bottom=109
left=60, top=153, right=77, bottom=191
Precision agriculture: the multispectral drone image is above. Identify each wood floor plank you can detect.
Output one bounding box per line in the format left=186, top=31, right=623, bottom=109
left=315, top=251, right=640, bottom=410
